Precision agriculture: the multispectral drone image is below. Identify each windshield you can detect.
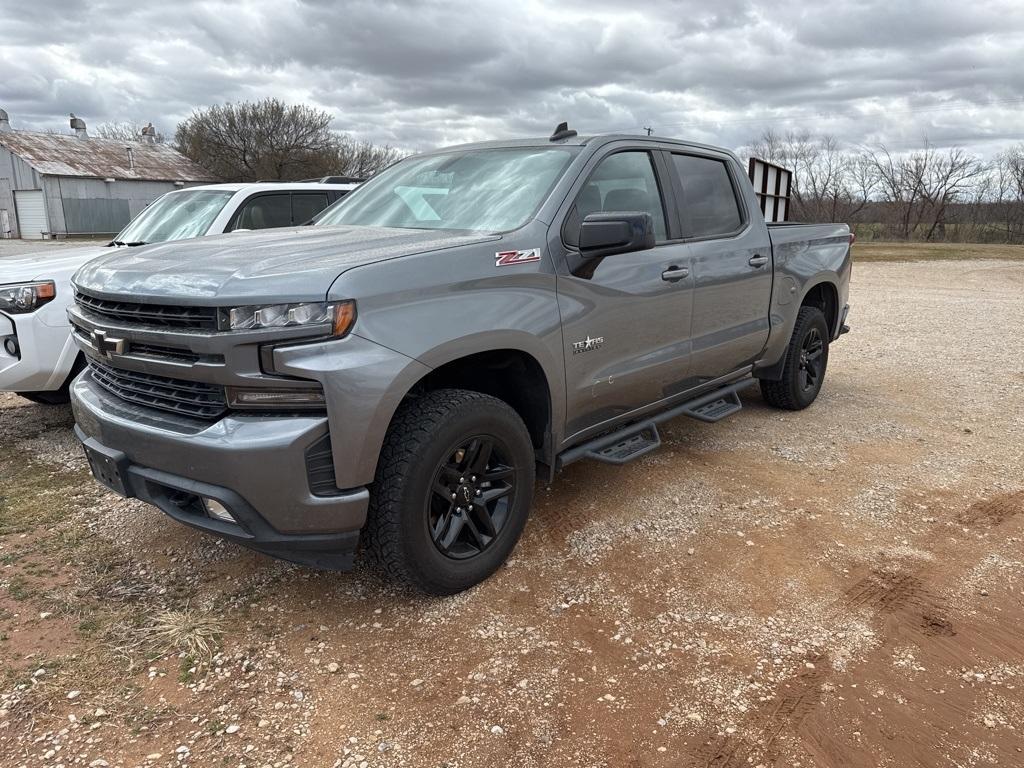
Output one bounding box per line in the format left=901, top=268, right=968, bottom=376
left=315, top=147, right=577, bottom=232
left=114, top=189, right=234, bottom=244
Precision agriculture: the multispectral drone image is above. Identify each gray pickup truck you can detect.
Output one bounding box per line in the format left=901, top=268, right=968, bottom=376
left=69, top=126, right=851, bottom=594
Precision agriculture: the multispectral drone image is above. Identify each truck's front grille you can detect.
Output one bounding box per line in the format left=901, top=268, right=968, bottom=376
left=88, top=360, right=227, bottom=420
left=75, top=291, right=219, bottom=330
left=71, top=324, right=207, bottom=365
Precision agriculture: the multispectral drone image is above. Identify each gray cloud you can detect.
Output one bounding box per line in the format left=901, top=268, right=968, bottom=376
left=0, top=0, right=1022, bottom=157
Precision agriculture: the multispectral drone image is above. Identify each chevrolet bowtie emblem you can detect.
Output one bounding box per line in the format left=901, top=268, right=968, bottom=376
left=91, top=328, right=127, bottom=358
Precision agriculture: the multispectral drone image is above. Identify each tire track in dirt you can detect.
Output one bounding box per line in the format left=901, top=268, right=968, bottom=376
left=687, top=490, right=1022, bottom=768
left=690, top=655, right=829, bottom=768
left=957, top=490, right=1024, bottom=527
left=843, top=568, right=957, bottom=638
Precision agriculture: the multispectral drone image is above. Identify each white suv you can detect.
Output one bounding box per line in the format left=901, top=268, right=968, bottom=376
left=0, top=181, right=358, bottom=403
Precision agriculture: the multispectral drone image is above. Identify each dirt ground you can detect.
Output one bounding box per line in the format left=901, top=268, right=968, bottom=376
left=1, top=252, right=1023, bottom=768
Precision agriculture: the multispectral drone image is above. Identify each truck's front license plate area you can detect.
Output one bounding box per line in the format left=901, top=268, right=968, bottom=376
left=83, top=442, right=130, bottom=497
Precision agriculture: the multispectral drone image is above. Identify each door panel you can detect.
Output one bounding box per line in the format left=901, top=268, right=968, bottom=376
left=556, top=150, right=693, bottom=439
left=671, top=154, right=773, bottom=382
left=14, top=190, right=47, bottom=239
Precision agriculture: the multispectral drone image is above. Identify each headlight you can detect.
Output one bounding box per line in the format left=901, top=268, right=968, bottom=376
left=219, top=300, right=356, bottom=336
left=0, top=281, right=56, bottom=314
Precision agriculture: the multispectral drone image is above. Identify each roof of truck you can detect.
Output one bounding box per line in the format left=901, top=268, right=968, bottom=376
left=173, top=181, right=361, bottom=194
left=425, top=133, right=732, bottom=157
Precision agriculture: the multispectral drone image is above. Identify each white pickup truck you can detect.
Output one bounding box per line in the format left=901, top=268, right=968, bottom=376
left=0, top=180, right=358, bottom=403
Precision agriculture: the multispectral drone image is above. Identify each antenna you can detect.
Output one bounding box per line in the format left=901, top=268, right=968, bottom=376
left=550, top=122, right=578, bottom=141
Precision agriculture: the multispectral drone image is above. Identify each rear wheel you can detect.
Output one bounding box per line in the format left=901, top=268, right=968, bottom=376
left=759, top=306, right=830, bottom=410
left=365, top=388, right=535, bottom=594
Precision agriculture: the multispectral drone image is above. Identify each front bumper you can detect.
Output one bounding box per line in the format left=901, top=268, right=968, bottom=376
left=71, top=372, right=368, bottom=570
left=0, top=309, right=80, bottom=393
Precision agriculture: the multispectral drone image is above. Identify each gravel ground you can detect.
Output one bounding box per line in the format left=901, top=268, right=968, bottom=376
left=1, top=256, right=1023, bottom=767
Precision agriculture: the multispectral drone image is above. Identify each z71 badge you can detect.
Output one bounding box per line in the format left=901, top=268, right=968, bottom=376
left=495, top=248, right=542, bottom=267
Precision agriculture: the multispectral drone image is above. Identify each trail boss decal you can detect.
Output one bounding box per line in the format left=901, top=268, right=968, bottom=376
left=572, top=335, right=604, bottom=355
left=495, top=248, right=542, bottom=267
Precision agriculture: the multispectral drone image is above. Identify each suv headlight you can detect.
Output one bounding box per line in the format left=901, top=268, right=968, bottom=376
left=0, top=281, right=56, bottom=314
left=219, top=300, right=356, bottom=336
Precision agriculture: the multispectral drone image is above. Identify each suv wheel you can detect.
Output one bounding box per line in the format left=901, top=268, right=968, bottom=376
left=365, top=388, right=535, bottom=594
left=759, top=306, right=830, bottom=410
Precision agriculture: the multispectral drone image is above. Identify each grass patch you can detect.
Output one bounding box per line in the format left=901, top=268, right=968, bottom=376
left=854, top=241, right=1024, bottom=263
left=7, top=575, right=32, bottom=601
left=0, top=454, right=92, bottom=535
left=148, top=607, right=224, bottom=660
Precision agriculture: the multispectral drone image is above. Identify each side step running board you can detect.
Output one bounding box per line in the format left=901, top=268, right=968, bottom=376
left=558, top=378, right=757, bottom=468
left=679, top=385, right=744, bottom=423
left=582, top=423, right=661, bottom=466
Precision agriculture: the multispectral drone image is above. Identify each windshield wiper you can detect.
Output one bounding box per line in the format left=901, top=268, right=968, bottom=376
left=109, top=240, right=149, bottom=247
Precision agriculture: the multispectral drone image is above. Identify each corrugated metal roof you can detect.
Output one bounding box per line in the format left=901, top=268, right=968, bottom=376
left=0, top=130, right=216, bottom=182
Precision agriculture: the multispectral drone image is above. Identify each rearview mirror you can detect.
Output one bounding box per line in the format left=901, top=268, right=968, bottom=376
left=578, top=212, right=655, bottom=260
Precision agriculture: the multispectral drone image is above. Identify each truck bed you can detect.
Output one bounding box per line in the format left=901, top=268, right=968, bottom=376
left=767, top=221, right=851, bottom=254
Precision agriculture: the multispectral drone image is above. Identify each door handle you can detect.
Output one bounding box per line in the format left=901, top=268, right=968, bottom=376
left=748, top=254, right=769, bottom=267
left=661, top=266, right=690, bottom=282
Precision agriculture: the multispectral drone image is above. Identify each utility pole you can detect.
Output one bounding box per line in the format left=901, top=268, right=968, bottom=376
left=643, top=126, right=653, bottom=136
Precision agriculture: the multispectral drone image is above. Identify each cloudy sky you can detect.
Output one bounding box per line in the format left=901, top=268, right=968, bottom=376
left=1, top=0, right=1023, bottom=157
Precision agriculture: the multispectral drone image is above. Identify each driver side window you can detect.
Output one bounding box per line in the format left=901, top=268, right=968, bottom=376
left=233, top=194, right=292, bottom=231
left=570, top=151, right=668, bottom=243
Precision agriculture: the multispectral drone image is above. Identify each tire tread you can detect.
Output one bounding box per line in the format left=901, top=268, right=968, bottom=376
left=759, top=306, right=828, bottom=411
left=364, top=388, right=530, bottom=592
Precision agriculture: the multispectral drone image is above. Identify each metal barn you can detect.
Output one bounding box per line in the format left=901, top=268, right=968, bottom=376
left=0, top=110, right=214, bottom=239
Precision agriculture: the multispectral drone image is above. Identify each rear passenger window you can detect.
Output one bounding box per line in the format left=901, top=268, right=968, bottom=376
left=672, top=155, right=743, bottom=238
left=292, top=193, right=330, bottom=224
left=233, top=194, right=292, bottom=230
left=574, top=151, right=668, bottom=241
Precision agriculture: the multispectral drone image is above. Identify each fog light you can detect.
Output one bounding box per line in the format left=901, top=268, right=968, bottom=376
left=3, top=337, right=18, bottom=357
left=203, top=498, right=235, bottom=523
left=226, top=386, right=326, bottom=409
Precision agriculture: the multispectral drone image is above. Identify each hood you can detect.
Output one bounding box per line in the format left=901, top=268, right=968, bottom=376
left=72, top=225, right=498, bottom=304
left=0, top=245, right=117, bottom=283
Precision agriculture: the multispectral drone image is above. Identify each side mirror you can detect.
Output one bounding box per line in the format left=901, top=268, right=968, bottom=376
left=578, top=212, right=655, bottom=260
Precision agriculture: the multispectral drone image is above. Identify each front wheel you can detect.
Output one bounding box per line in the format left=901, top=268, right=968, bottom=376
left=760, top=306, right=830, bottom=410
left=365, top=389, right=535, bottom=595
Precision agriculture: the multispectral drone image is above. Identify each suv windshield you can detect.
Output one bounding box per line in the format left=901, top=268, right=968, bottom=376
left=315, top=147, right=577, bottom=232
left=114, top=189, right=234, bottom=244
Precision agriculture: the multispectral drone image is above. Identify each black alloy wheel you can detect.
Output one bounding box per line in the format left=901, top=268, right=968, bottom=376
left=759, top=305, right=830, bottom=411
left=798, top=326, right=825, bottom=393
left=428, top=436, right=516, bottom=559
left=366, top=388, right=535, bottom=594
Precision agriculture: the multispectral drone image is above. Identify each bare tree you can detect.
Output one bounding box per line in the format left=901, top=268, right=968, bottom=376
left=332, top=136, right=402, bottom=178
left=863, top=142, right=987, bottom=240
left=990, top=145, right=1024, bottom=243
left=94, top=121, right=165, bottom=143
left=175, top=98, right=400, bottom=182
left=748, top=129, right=1022, bottom=243
left=746, top=130, right=871, bottom=223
